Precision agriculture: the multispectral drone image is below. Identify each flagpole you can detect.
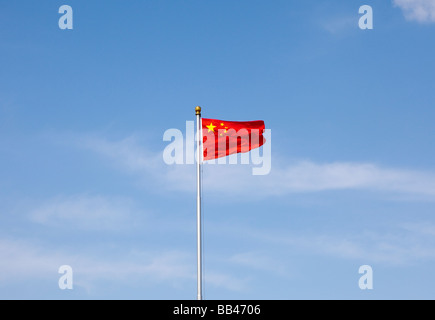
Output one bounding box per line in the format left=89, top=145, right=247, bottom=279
left=195, top=106, right=203, bottom=300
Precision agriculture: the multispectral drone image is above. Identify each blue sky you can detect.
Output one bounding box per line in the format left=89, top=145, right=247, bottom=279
left=1, top=0, right=435, bottom=299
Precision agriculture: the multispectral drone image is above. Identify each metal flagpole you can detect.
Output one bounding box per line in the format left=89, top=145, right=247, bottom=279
left=195, top=106, right=203, bottom=300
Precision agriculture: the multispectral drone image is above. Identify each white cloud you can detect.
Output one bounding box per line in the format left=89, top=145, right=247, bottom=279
left=223, top=222, right=435, bottom=266
left=203, top=272, right=247, bottom=292
left=0, top=239, right=65, bottom=281
left=0, top=238, right=248, bottom=295
left=265, top=161, right=435, bottom=196
left=75, top=134, right=435, bottom=199
left=30, top=194, right=142, bottom=231
left=320, top=15, right=356, bottom=34
left=77, top=134, right=196, bottom=193
left=229, top=251, right=288, bottom=275
left=202, top=160, right=435, bottom=200
left=400, top=221, right=435, bottom=237
left=393, top=0, right=435, bottom=22
left=319, top=231, right=435, bottom=265
left=0, top=238, right=193, bottom=290
left=78, top=134, right=162, bottom=174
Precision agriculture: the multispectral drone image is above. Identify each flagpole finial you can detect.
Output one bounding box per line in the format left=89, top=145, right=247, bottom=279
left=195, top=106, right=201, bottom=116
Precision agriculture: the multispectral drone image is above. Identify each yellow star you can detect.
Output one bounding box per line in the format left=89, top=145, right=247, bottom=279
left=206, top=122, right=217, bottom=132
left=219, top=127, right=229, bottom=136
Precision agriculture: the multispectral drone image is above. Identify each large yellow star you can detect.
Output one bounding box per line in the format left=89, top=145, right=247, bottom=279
left=206, top=122, right=217, bottom=132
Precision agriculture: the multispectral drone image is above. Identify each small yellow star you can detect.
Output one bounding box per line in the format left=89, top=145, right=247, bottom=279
left=206, top=122, right=217, bottom=132
left=219, top=126, right=229, bottom=136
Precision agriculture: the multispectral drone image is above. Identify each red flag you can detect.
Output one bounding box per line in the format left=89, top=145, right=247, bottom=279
left=202, top=118, right=266, bottom=160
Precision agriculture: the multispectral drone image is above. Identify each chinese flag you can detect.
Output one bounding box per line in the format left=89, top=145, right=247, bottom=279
left=202, top=118, right=266, bottom=160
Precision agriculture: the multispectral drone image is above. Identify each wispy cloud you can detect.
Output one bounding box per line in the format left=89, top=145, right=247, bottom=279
left=30, top=194, right=143, bottom=231
left=229, top=251, right=288, bottom=276
left=76, top=134, right=196, bottom=193
left=400, top=221, right=435, bottom=237
left=0, top=239, right=65, bottom=281
left=393, top=0, right=435, bottom=23
left=204, top=272, right=248, bottom=292
left=262, top=160, right=435, bottom=196
left=203, top=160, right=435, bottom=200
left=78, top=134, right=162, bottom=174
left=220, top=222, right=435, bottom=266
left=320, top=15, right=356, bottom=34
left=74, top=134, right=435, bottom=200
left=0, top=238, right=193, bottom=289
left=0, top=237, right=249, bottom=295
